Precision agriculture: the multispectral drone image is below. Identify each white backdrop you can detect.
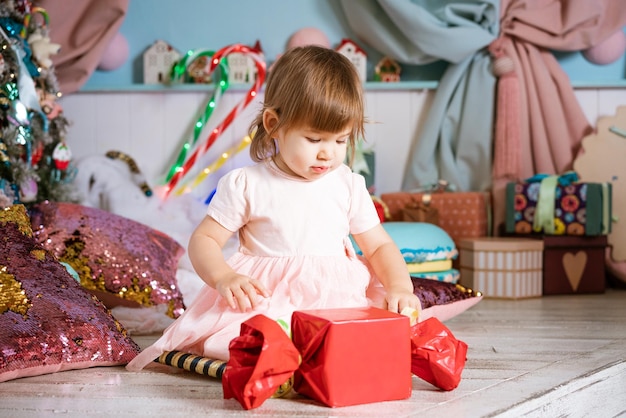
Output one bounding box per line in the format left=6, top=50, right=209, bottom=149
left=59, top=87, right=626, bottom=197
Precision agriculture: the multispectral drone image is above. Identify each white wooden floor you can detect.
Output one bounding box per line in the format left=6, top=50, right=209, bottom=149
left=2, top=289, right=626, bottom=418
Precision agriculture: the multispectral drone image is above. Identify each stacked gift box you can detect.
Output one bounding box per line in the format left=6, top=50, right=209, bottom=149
left=504, top=172, right=612, bottom=295
left=458, top=237, right=544, bottom=299
left=380, top=184, right=492, bottom=270
left=456, top=172, right=612, bottom=297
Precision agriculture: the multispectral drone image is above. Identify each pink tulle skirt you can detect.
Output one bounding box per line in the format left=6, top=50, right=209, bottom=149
left=126, top=251, right=377, bottom=370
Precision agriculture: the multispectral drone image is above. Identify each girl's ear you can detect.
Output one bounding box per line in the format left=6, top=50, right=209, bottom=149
left=262, top=108, right=279, bottom=134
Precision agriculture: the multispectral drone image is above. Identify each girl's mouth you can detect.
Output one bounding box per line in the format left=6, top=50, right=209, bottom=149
left=311, top=166, right=329, bottom=174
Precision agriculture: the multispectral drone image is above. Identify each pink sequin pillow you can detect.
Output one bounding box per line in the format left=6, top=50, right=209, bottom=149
left=29, top=201, right=185, bottom=318
left=0, top=205, right=141, bottom=382
left=412, top=277, right=483, bottom=323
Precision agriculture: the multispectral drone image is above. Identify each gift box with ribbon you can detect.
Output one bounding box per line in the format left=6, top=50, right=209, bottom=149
left=217, top=307, right=468, bottom=409
left=505, top=171, right=612, bottom=236
left=381, top=182, right=492, bottom=253
left=290, top=307, right=411, bottom=407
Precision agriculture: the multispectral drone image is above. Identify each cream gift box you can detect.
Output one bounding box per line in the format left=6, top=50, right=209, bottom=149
left=458, top=237, right=544, bottom=299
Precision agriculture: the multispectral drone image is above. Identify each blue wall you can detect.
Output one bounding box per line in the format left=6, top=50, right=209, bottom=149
left=83, top=0, right=626, bottom=89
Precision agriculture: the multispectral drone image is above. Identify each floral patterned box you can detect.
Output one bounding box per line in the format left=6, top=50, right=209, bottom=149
left=505, top=179, right=612, bottom=236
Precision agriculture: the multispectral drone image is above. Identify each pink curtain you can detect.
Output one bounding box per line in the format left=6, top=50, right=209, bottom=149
left=34, top=0, right=129, bottom=94
left=491, top=0, right=626, bottom=234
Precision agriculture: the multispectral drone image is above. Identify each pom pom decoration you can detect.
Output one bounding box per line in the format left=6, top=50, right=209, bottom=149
left=97, top=32, right=130, bottom=71
left=163, top=44, right=266, bottom=199
left=582, top=29, right=626, bottom=65
left=286, top=27, right=331, bottom=50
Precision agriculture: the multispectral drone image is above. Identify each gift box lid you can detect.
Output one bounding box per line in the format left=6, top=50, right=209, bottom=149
left=293, top=306, right=404, bottom=323
left=459, top=237, right=544, bottom=252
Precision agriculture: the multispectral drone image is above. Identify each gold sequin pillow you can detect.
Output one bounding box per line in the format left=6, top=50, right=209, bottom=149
left=29, top=201, right=186, bottom=318
left=0, top=205, right=141, bottom=382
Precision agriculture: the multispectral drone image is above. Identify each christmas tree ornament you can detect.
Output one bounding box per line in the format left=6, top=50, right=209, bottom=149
left=29, top=139, right=42, bottom=165
left=18, top=175, right=37, bottom=202
left=1, top=1, right=77, bottom=206
left=52, top=141, right=71, bottom=170
left=27, top=30, right=60, bottom=70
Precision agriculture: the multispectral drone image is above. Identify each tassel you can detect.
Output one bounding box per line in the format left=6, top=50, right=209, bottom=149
left=489, top=38, right=521, bottom=180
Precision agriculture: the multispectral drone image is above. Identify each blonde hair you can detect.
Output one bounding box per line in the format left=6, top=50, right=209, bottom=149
left=249, top=45, right=365, bottom=162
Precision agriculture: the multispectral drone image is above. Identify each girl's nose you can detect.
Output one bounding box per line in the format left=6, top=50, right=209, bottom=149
left=318, top=145, right=333, bottom=160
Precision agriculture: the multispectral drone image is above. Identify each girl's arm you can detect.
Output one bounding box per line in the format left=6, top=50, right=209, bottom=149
left=188, top=215, right=269, bottom=311
left=352, top=224, right=420, bottom=313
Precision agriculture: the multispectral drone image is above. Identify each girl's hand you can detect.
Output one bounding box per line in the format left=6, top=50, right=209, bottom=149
left=384, top=287, right=421, bottom=315
left=215, top=273, right=270, bottom=312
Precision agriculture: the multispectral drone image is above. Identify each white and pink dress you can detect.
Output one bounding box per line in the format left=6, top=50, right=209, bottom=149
left=126, top=161, right=382, bottom=369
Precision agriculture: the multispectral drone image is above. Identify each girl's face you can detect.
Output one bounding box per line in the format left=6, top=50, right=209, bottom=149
left=274, top=125, right=350, bottom=181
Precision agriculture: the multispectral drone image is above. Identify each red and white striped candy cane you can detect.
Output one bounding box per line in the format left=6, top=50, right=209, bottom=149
left=164, top=44, right=266, bottom=198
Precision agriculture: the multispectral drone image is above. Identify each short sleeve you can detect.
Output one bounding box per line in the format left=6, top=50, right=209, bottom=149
left=206, top=168, right=249, bottom=232
left=348, top=172, right=380, bottom=235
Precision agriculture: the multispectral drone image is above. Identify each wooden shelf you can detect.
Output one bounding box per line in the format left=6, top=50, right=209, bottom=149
left=76, top=78, right=626, bottom=94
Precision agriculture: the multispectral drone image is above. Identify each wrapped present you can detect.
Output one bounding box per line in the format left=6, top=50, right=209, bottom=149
left=459, top=237, right=544, bottom=299
left=381, top=187, right=491, bottom=268
left=542, top=235, right=607, bottom=295
left=291, top=307, right=411, bottom=407
left=220, top=308, right=468, bottom=410
left=505, top=172, right=612, bottom=236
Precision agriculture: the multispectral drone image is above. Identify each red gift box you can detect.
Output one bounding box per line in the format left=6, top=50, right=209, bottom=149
left=291, top=307, right=412, bottom=407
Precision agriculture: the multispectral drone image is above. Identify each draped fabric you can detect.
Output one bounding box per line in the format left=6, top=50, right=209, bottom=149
left=34, top=0, right=129, bottom=94
left=340, top=0, right=500, bottom=193
left=340, top=0, right=626, bottom=233
left=490, top=0, right=626, bottom=232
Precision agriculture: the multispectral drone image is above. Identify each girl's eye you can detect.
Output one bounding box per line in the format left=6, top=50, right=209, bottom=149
left=306, top=137, right=320, bottom=143
left=337, top=139, right=348, bottom=144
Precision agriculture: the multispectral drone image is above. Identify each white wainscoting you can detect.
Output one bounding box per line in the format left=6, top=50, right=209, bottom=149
left=59, top=87, right=626, bottom=196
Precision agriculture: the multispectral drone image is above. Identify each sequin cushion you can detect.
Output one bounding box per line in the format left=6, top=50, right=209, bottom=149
left=413, top=277, right=483, bottom=323
left=29, top=201, right=186, bottom=318
left=0, top=205, right=141, bottom=382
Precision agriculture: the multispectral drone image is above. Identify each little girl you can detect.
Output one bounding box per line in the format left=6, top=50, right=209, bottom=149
left=126, top=45, right=420, bottom=368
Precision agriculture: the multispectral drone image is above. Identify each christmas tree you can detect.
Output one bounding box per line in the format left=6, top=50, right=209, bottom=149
left=0, top=0, right=77, bottom=209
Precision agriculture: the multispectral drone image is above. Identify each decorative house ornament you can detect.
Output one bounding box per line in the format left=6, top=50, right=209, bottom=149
left=227, top=40, right=264, bottom=84
left=375, top=56, right=401, bottom=82
left=186, top=55, right=213, bottom=84
left=335, top=38, right=367, bottom=82
left=143, top=40, right=182, bottom=84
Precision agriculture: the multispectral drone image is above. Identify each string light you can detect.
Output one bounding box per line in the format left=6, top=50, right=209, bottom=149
left=173, top=133, right=253, bottom=196
left=163, top=49, right=229, bottom=183
left=163, top=43, right=266, bottom=199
